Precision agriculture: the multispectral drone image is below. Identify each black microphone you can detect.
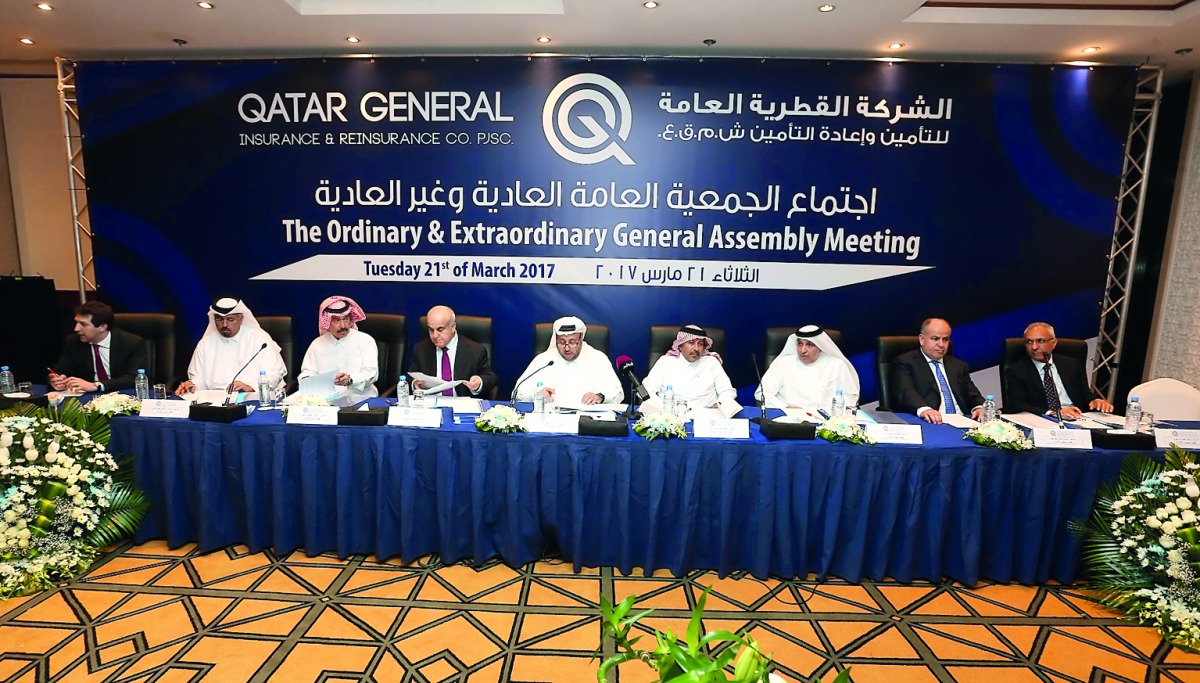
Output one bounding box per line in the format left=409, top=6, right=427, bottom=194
left=510, top=359, right=555, bottom=407
left=615, top=355, right=650, bottom=402
left=751, top=352, right=766, bottom=420
left=224, top=342, right=270, bottom=405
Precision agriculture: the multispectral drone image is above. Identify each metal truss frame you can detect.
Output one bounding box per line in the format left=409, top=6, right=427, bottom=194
left=1093, top=65, right=1163, bottom=401
left=57, top=57, right=94, bottom=301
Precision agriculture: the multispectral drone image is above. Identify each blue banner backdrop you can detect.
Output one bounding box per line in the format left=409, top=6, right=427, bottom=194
left=75, top=57, right=1136, bottom=400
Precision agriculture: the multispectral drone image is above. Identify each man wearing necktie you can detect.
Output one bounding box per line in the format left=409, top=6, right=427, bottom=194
left=1002, top=322, right=1114, bottom=419
left=890, top=318, right=985, bottom=424
left=49, top=301, right=148, bottom=393
left=409, top=305, right=498, bottom=398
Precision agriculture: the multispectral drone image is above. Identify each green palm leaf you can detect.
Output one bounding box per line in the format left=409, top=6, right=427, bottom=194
left=84, top=483, right=150, bottom=548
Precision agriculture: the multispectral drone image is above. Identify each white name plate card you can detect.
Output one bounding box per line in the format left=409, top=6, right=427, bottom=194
left=139, top=399, right=192, bottom=419
left=865, top=424, right=923, bottom=445
left=285, top=406, right=340, bottom=425
left=524, top=413, right=580, bottom=434
left=1033, top=428, right=1093, bottom=450
left=692, top=418, right=750, bottom=440
left=1155, top=428, right=1200, bottom=449
left=387, top=407, right=444, bottom=428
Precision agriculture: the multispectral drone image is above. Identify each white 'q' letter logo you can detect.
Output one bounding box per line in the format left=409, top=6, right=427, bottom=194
left=542, top=73, right=635, bottom=165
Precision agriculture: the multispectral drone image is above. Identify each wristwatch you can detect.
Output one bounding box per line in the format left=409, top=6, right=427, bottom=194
left=96, top=382, right=105, bottom=392
left=596, top=393, right=605, bottom=402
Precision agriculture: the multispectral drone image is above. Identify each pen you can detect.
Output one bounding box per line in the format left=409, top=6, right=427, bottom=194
left=47, top=367, right=58, bottom=376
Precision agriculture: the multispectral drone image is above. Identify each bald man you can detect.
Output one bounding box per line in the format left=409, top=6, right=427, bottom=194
left=408, top=305, right=498, bottom=397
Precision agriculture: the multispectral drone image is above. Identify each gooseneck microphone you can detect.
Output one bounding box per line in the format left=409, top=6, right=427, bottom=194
left=615, top=355, right=651, bottom=403
left=751, top=352, right=767, bottom=420
left=510, top=359, right=555, bottom=407
left=224, top=342, right=270, bottom=405
left=1043, top=350, right=1065, bottom=428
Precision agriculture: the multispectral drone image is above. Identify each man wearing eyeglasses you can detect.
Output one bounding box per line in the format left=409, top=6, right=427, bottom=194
left=175, top=296, right=287, bottom=396
left=1002, top=322, right=1113, bottom=419
left=890, top=317, right=985, bottom=423
left=512, top=316, right=622, bottom=405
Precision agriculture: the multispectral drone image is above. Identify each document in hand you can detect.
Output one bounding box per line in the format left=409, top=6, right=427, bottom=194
left=298, top=370, right=337, bottom=397
left=408, top=371, right=466, bottom=396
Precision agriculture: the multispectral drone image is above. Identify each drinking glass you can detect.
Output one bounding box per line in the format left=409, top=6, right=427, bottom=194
left=674, top=399, right=689, bottom=419
left=16, top=382, right=32, bottom=394
left=1141, top=412, right=1156, bottom=432
left=153, top=383, right=168, bottom=400
left=843, top=392, right=859, bottom=417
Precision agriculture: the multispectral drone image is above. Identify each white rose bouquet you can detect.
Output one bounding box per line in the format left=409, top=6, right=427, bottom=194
left=817, top=415, right=874, bottom=445
left=475, top=405, right=526, bottom=434
left=83, top=392, right=142, bottom=417
left=964, top=419, right=1033, bottom=451
left=632, top=412, right=687, bottom=440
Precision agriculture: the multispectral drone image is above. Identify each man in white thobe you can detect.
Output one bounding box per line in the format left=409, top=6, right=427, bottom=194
left=513, top=316, right=623, bottom=405
left=175, top=297, right=287, bottom=396
left=642, top=325, right=737, bottom=412
left=298, top=295, right=379, bottom=400
left=761, top=325, right=859, bottom=410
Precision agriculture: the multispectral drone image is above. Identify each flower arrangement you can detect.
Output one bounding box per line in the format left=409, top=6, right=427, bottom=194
left=1073, top=447, right=1200, bottom=651
left=83, top=392, right=142, bottom=417
left=817, top=415, right=874, bottom=445
left=633, top=412, right=687, bottom=440
left=0, top=399, right=148, bottom=599
left=279, top=393, right=331, bottom=417
left=964, top=419, right=1033, bottom=451
left=475, top=405, right=526, bottom=434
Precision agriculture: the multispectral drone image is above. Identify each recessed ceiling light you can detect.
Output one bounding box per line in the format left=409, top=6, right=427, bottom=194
left=1081, top=46, right=1101, bottom=54
left=19, top=37, right=34, bottom=45
left=35, top=3, right=53, bottom=10
left=537, top=36, right=551, bottom=43
left=888, top=42, right=905, bottom=50
left=346, top=36, right=360, bottom=43
left=197, top=1, right=213, bottom=8
left=643, top=1, right=658, bottom=7
left=818, top=4, right=835, bottom=12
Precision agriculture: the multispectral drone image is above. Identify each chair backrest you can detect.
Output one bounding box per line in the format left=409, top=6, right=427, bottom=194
left=876, top=336, right=920, bottom=411
left=999, top=337, right=1090, bottom=409
left=1128, top=377, right=1200, bottom=421
left=534, top=322, right=610, bottom=356
left=113, top=312, right=176, bottom=386
left=648, top=326, right=726, bottom=370
left=355, top=314, right=407, bottom=393
left=256, top=316, right=294, bottom=379
left=764, top=327, right=843, bottom=368
left=418, top=314, right=494, bottom=360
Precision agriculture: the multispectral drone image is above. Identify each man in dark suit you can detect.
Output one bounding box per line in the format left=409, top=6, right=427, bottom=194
left=890, top=317, right=984, bottom=423
left=408, top=305, right=498, bottom=397
left=49, top=301, right=148, bottom=393
left=1003, top=322, right=1114, bottom=419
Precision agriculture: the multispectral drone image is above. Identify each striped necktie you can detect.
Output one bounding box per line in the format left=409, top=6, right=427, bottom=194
left=930, top=360, right=956, bottom=414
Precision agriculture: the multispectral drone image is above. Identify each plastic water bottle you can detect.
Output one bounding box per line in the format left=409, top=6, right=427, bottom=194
left=1125, top=396, right=1142, bottom=432
left=396, top=374, right=410, bottom=407
left=0, top=366, right=13, bottom=394
left=662, top=385, right=676, bottom=417
left=982, top=395, right=997, bottom=422
left=135, top=369, right=149, bottom=400
left=533, top=381, right=546, bottom=413
left=257, top=370, right=272, bottom=408
left=831, top=389, right=845, bottom=417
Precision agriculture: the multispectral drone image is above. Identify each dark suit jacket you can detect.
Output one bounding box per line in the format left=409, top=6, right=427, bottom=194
left=890, top=349, right=985, bottom=416
left=408, top=334, right=498, bottom=397
left=54, top=328, right=149, bottom=391
left=1004, top=354, right=1097, bottom=414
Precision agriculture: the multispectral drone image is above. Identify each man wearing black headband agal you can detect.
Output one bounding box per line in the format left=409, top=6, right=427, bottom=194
left=761, top=325, right=858, bottom=410
left=175, top=297, right=287, bottom=396
left=642, top=325, right=738, bottom=415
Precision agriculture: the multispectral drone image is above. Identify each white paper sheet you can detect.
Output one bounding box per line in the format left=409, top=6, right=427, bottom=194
left=941, top=412, right=981, bottom=429
left=1079, top=411, right=1124, bottom=429
left=781, top=407, right=823, bottom=422
left=428, top=396, right=483, bottom=413
left=298, top=370, right=337, bottom=397
left=409, top=371, right=466, bottom=396
left=1001, top=412, right=1060, bottom=430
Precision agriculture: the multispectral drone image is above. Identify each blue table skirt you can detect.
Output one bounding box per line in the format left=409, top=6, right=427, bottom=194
left=109, top=407, right=1128, bottom=585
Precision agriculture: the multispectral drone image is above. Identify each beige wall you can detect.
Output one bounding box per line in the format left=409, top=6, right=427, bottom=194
left=0, top=65, right=90, bottom=292
left=0, top=88, right=18, bottom=276
left=1148, top=73, right=1200, bottom=388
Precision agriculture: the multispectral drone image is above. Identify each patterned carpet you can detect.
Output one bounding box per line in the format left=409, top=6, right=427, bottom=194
left=2, top=541, right=1199, bottom=682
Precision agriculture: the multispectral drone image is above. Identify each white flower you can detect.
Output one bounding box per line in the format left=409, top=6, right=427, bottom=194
left=1158, top=508, right=1170, bottom=519
left=22, top=434, right=34, bottom=449
left=1166, top=503, right=1180, bottom=515
left=1123, top=539, right=1137, bottom=547
left=1163, top=521, right=1177, bottom=534
left=1184, top=510, right=1197, bottom=525
left=1, top=511, right=14, bottom=523
left=1162, top=536, right=1177, bottom=548
left=0, top=431, right=12, bottom=448
left=1187, top=478, right=1200, bottom=498
left=24, top=449, right=37, bottom=462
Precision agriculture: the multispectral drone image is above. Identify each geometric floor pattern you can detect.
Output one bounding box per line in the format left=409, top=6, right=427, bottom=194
left=3, top=542, right=1200, bottom=682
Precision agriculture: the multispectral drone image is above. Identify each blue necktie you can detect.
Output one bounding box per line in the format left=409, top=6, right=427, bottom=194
left=930, top=360, right=957, bottom=414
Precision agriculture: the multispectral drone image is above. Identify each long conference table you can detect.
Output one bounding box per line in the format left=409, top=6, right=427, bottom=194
left=107, top=400, right=1146, bottom=586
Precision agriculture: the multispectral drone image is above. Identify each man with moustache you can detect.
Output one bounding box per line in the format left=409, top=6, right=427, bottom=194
left=512, top=316, right=622, bottom=405
left=890, top=317, right=985, bottom=423
left=49, top=300, right=148, bottom=393
left=642, top=325, right=737, bottom=411
left=761, top=324, right=858, bottom=409
left=175, top=296, right=287, bottom=396
left=409, top=304, right=497, bottom=397
left=1003, top=321, right=1113, bottom=419
left=298, top=295, right=380, bottom=400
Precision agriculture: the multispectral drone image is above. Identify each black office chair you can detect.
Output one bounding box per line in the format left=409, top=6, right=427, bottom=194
left=418, top=314, right=496, bottom=398
left=356, top=314, right=407, bottom=396
left=648, top=325, right=726, bottom=370
left=113, top=312, right=176, bottom=387
left=764, top=327, right=843, bottom=367
left=534, top=322, right=610, bottom=356
left=875, top=335, right=955, bottom=412
left=257, top=316, right=294, bottom=384
left=999, top=337, right=1089, bottom=409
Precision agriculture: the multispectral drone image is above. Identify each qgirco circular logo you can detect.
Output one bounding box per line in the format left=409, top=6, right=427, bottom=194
left=542, top=73, right=635, bottom=165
